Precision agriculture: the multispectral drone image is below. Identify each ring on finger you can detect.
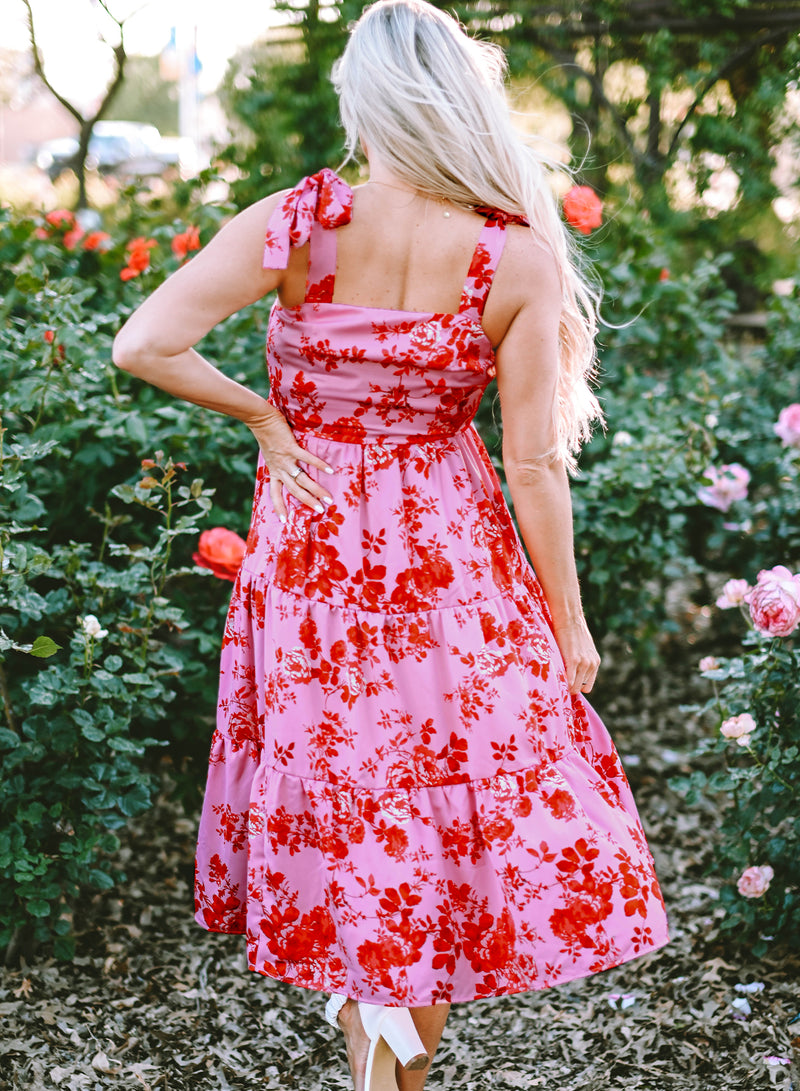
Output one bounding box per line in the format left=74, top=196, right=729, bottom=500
left=288, top=466, right=302, bottom=479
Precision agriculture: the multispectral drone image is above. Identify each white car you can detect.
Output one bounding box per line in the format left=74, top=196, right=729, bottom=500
left=36, top=121, right=180, bottom=182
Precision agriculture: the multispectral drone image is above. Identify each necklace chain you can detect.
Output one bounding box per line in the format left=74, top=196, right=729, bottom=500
left=365, top=179, right=452, bottom=217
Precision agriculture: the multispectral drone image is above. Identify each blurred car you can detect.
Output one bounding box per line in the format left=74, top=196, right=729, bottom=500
left=35, top=121, right=180, bottom=183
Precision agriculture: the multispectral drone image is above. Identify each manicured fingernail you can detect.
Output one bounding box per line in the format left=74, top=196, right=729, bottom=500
left=322, top=496, right=333, bottom=506
left=279, top=514, right=286, bottom=524
left=324, top=466, right=335, bottom=474
left=314, top=504, right=324, bottom=514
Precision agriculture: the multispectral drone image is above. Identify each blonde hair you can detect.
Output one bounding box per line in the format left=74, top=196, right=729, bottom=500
left=332, top=0, right=603, bottom=471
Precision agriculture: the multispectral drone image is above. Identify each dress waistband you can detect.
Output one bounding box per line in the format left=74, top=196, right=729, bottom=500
left=292, top=421, right=474, bottom=449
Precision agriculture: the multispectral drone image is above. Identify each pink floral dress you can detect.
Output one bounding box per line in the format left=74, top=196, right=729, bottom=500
left=194, top=168, right=669, bottom=1005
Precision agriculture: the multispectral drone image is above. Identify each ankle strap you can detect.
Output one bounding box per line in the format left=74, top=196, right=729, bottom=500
left=325, top=993, right=348, bottom=1028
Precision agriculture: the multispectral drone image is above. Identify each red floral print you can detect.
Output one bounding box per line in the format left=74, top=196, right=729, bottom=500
left=193, top=169, right=669, bottom=1007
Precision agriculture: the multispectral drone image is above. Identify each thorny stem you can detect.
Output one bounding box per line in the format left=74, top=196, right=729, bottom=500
left=97, top=502, right=112, bottom=565
left=32, top=352, right=58, bottom=431
left=107, top=365, right=123, bottom=406
left=141, top=472, right=175, bottom=662
left=83, top=633, right=94, bottom=683
left=0, top=663, right=17, bottom=735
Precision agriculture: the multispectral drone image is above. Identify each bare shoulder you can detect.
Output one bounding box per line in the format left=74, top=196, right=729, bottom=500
left=495, top=223, right=561, bottom=305
left=483, top=223, right=561, bottom=347
left=214, top=187, right=290, bottom=246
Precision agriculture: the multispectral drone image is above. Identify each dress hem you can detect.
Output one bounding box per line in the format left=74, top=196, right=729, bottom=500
left=194, top=915, right=670, bottom=1006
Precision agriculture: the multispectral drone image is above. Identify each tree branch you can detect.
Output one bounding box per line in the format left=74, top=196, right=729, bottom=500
left=665, top=25, right=792, bottom=163
left=21, top=0, right=83, bottom=125
left=530, top=36, right=644, bottom=168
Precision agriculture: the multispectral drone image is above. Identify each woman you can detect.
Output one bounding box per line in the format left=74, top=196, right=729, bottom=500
left=113, top=1, right=669, bottom=1088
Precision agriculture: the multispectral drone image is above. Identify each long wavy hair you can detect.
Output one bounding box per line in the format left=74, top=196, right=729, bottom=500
left=332, top=0, right=603, bottom=471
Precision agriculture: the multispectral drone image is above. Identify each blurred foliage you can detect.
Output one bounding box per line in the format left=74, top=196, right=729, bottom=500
left=3, top=0, right=800, bottom=959
left=216, top=0, right=366, bottom=205
left=214, top=0, right=799, bottom=290
left=460, top=1, right=800, bottom=214
left=107, top=55, right=179, bottom=137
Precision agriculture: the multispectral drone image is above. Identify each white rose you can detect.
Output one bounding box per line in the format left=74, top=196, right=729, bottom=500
left=81, top=615, right=108, bottom=640
left=612, top=431, right=634, bottom=447
left=720, top=712, right=756, bottom=739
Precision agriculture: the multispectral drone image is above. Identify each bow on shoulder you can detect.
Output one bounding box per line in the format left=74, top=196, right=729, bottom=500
left=262, top=168, right=354, bottom=269
left=474, top=206, right=530, bottom=227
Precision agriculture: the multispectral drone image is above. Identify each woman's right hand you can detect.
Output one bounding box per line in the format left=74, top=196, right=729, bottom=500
left=245, top=404, right=335, bottom=523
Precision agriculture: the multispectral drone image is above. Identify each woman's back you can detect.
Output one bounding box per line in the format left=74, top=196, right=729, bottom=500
left=276, top=182, right=544, bottom=350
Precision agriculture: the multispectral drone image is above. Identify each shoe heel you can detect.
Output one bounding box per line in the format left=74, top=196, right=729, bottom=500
left=358, top=1002, right=429, bottom=1071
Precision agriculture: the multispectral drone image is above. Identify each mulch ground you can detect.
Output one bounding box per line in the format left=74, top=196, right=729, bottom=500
left=1, top=638, right=798, bottom=1091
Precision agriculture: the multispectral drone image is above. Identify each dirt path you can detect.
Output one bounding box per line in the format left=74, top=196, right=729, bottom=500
left=1, top=646, right=797, bottom=1090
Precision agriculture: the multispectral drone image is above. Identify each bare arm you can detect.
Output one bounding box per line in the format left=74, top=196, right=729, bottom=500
left=494, top=239, right=600, bottom=695
left=112, top=192, right=333, bottom=518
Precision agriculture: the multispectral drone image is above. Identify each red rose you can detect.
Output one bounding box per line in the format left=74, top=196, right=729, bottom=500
left=171, top=225, right=201, bottom=260
left=193, top=527, right=248, bottom=581
left=83, top=230, right=112, bottom=251
left=120, top=236, right=156, bottom=281
left=45, top=209, right=75, bottom=229
left=563, top=185, right=603, bottom=235
left=63, top=226, right=85, bottom=250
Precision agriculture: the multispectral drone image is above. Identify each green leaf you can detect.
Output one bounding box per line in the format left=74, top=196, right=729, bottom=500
left=15, top=273, right=43, bottom=294
left=81, top=724, right=106, bottom=743
left=125, top=415, right=149, bottom=447
left=26, top=900, right=51, bottom=918
left=29, top=636, right=61, bottom=658
left=107, top=736, right=144, bottom=753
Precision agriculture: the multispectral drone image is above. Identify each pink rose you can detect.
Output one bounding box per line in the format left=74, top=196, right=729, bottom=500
left=716, top=579, right=750, bottom=609
left=720, top=712, right=756, bottom=740
left=774, top=404, right=800, bottom=448
left=745, top=565, right=800, bottom=637
left=736, top=865, right=774, bottom=899
left=698, top=656, right=719, bottom=673
left=192, top=527, right=247, bottom=581
left=698, top=463, right=750, bottom=512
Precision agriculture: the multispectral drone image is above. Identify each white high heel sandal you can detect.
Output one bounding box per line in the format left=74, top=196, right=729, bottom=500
left=325, top=993, right=429, bottom=1090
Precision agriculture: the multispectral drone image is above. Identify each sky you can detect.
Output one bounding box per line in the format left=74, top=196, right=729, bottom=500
left=5, top=0, right=279, bottom=104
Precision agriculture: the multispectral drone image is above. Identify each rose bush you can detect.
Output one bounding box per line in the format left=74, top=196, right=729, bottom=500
left=2, top=164, right=798, bottom=957
left=670, top=565, right=800, bottom=951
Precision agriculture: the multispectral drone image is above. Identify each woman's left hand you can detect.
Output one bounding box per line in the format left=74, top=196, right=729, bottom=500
left=246, top=405, right=335, bottom=523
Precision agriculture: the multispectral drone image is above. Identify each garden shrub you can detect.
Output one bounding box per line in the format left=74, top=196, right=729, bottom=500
left=1, top=178, right=798, bottom=957
left=0, top=435, right=215, bottom=959
left=670, top=558, right=800, bottom=952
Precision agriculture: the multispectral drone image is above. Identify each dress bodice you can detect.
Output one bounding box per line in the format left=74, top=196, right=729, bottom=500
left=261, top=168, right=515, bottom=444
